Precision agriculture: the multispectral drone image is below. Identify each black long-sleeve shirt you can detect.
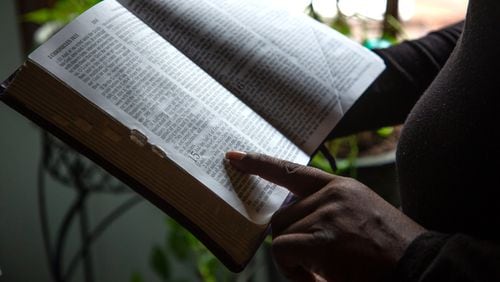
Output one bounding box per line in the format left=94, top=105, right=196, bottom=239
left=331, top=0, right=500, bottom=281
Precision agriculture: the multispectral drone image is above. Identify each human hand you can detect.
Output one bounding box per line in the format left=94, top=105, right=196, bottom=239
left=226, top=151, right=426, bottom=282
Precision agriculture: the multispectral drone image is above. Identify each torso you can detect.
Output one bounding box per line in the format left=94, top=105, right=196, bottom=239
left=396, top=0, right=500, bottom=238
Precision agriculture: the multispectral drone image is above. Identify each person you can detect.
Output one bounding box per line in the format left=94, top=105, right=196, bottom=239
left=226, top=0, right=500, bottom=281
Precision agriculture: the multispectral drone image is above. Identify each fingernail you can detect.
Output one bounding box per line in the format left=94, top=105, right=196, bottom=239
left=225, top=151, right=247, bottom=160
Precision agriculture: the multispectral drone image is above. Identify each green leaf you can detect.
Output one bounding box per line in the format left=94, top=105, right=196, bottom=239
left=185, top=231, right=205, bottom=252
left=24, top=0, right=102, bottom=24
left=197, top=252, right=218, bottom=282
left=24, top=9, right=54, bottom=24
left=168, top=227, right=190, bottom=259
left=309, top=152, right=334, bottom=173
left=264, top=235, right=273, bottom=245
left=130, top=272, right=143, bottom=282
left=376, top=126, right=394, bottom=137
left=165, top=217, right=199, bottom=259
left=330, top=15, right=351, bottom=36
left=150, top=245, right=170, bottom=281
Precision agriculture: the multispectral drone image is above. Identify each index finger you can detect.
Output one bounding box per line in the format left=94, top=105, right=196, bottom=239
left=225, top=151, right=335, bottom=198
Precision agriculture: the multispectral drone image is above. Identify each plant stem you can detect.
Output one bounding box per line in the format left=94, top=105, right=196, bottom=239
left=383, top=0, right=400, bottom=39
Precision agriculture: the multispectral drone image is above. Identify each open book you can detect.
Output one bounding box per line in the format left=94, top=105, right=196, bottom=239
left=0, top=0, right=384, bottom=271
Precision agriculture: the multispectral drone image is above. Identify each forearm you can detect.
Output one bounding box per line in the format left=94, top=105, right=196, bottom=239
left=330, top=21, right=463, bottom=138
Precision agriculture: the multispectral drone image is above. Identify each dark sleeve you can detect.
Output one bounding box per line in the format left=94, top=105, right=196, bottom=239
left=391, top=232, right=500, bottom=282
left=330, top=21, right=463, bottom=138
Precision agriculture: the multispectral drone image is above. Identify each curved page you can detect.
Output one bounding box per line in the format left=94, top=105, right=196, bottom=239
left=119, top=0, right=385, bottom=154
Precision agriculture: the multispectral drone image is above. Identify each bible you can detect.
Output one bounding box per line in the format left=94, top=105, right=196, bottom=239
left=0, top=0, right=384, bottom=271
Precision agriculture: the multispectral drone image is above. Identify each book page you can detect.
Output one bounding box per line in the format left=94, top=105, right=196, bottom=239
left=119, top=0, right=385, bottom=154
left=29, top=0, right=309, bottom=224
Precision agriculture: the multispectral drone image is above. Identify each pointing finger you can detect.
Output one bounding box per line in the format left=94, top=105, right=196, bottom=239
left=225, top=151, right=335, bottom=198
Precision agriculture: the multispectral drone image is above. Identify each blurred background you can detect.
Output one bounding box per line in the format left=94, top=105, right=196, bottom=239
left=0, top=0, right=467, bottom=281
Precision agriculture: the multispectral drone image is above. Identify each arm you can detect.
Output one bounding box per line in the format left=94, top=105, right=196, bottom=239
left=330, top=21, right=463, bottom=138
left=392, top=232, right=500, bottom=281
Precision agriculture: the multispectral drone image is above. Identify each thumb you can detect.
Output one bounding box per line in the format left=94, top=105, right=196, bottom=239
left=225, top=151, right=335, bottom=198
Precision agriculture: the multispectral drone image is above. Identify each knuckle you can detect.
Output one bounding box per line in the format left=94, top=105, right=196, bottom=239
left=251, top=153, right=310, bottom=177
left=312, top=229, right=337, bottom=243
left=281, top=160, right=303, bottom=175
left=322, top=185, right=341, bottom=201
left=318, top=209, right=335, bottom=223
left=325, top=177, right=360, bottom=197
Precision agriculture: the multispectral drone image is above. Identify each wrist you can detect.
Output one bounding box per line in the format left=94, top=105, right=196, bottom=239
left=395, top=218, right=427, bottom=263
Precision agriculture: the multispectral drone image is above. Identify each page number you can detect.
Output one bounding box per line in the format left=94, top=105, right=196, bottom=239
left=189, top=150, right=201, bottom=163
